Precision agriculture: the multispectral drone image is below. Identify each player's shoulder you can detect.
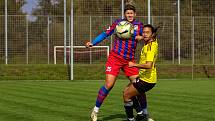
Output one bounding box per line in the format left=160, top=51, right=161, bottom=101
left=132, top=19, right=143, bottom=25
left=113, top=18, right=124, bottom=24
left=151, top=40, right=159, bottom=50
left=153, top=39, right=159, bottom=45
left=152, top=40, right=158, bottom=46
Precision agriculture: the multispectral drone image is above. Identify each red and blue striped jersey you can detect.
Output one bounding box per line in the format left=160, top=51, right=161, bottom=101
left=105, top=19, right=143, bottom=60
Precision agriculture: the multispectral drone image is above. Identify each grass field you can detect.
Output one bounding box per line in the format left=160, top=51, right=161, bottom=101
left=0, top=79, right=214, bottom=121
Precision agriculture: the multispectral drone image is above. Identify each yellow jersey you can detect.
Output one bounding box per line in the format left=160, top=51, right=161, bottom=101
left=138, top=39, right=158, bottom=83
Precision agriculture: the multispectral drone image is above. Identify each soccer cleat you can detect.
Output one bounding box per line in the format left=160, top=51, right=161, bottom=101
left=127, top=117, right=136, bottom=121
left=148, top=118, right=154, bottom=121
left=90, top=110, right=98, bottom=121
left=136, top=115, right=154, bottom=121
left=136, top=114, right=149, bottom=121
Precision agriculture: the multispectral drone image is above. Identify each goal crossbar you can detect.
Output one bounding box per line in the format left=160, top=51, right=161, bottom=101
left=54, top=46, right=110, bottom=64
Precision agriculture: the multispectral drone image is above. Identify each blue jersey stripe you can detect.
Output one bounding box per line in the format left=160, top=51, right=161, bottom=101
left=140, top=24, right=143, bottom=35
left=123, top=39, right=129, bottom=59
left=130, top=30, right=136, bottom=59
left=118, top=39, right=122, bottom=55
left=108, top=29, right=115, bottom=36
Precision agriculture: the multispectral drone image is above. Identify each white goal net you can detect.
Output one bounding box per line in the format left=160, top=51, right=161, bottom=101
left=54, top=46, right=110, bottom=64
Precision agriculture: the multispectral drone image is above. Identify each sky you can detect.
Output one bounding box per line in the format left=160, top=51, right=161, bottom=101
left=21, top=0, right=39, bottom=21
left=20, top=0, right=60, bottom=21
left=22, top=0, right=39, bottom=14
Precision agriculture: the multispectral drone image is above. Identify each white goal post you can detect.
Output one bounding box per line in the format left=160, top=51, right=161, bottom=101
left=54, top=46, right=110, bottom=64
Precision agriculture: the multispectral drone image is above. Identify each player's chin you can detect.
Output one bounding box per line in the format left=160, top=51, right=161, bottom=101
left=143, top=38, right=149, bottom=41
left=127, top=18, right=134, bottom=22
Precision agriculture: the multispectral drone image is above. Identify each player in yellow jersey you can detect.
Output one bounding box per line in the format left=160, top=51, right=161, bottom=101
left=123, top=24, right=158, bottom=121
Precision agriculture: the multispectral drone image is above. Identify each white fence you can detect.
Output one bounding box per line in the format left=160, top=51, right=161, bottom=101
left=0, top=15, right=214, bottom=65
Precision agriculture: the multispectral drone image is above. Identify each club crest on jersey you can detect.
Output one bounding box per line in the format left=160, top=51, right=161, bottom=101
left=134, top=25, right=138, bottom=30
left=106, top=26, right=111, bottom=31
left=106, top=66, right=112, bottom=72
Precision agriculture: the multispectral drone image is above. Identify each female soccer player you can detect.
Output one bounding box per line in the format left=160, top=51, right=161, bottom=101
left=86, top=4, right=147, bottom=121
left=123, top=24, right=158, bottom=121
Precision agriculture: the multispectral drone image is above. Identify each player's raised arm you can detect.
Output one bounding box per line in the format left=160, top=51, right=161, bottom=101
left=84, top=31, right=107, bottom=48
left=85, top=20, right=119, bottom=48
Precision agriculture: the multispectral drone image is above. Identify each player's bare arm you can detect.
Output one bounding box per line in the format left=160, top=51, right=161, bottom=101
left=128, top=61, right=153, bottom=69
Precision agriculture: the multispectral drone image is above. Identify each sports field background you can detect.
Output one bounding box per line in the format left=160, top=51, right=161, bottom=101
left=0, top=1, right=215, bottom=121
left=0, top=79, right=214, bottom=121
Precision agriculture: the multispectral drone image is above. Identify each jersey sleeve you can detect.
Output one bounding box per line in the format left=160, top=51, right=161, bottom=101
left=92, top=32, right=108, bottom=46
left=92, top=19, right=120, bottom=46
left=105, top=19, right=120, bottom=36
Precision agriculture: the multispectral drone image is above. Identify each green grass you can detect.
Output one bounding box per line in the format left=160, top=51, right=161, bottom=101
left=0, top=64, right=70, bottom=80
left=0, top=79, right=214, bottom=121
left=1, top=64, right=215, bottom=80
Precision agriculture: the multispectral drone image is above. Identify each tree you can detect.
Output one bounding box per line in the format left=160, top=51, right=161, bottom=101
left=0, top=0, right=25, bottom=15
left=0, top=0, right=26, bottom=63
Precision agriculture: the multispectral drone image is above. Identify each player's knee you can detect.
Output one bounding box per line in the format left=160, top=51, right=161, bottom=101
left=104, top=83, right=114, bottom=90
left=123, top=91, right=130, bottom=102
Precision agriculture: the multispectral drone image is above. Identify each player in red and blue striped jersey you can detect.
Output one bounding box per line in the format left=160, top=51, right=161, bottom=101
left=86, top=4, right=147, bottom=121
left=89, top=18, right=143, bottom=61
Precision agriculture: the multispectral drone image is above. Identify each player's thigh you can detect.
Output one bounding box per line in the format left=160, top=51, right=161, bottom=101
left=128, top=75, right=138, bottom=82
left=123, top=82, right=133, bottom=93
left=124, top=75, right=138, bottom=92
left=123, top=84, right=139, bottom=100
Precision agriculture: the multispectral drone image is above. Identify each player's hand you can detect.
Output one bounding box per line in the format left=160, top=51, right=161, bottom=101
left=135, top=35, right=143, bottom=41
left=128, top=61, right=136, bottom=67
left=85, top=41, right=93, bottom=48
